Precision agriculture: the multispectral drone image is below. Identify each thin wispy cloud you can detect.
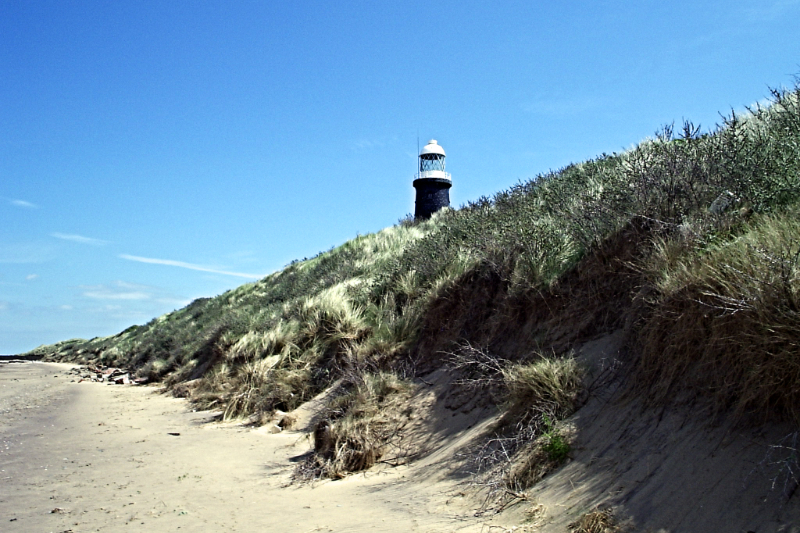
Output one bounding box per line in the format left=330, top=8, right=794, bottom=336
left=119, top=254, right=263, bottom=279
left=11, top=199, right=38, bottom=209
left=51, top=233, right=109, bottom=246
left=83, top=290, right=150, bottom=301
left=26, top=274, right=39, bottom=281
left=76, top=281, right=191, bottom=316
left=81, top=281, right=152, bottom=301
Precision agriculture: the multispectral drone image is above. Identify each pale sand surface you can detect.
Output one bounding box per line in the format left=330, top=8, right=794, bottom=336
left=0, top=362, right=492, bottom=533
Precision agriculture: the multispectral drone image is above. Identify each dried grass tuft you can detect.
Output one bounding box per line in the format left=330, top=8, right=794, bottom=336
left=503, top=356, right=584, bottom=419
left=294, top=371, right=414, bottom=480
left=569, top=506, right=618, bottom=533
left=448, top=344, right=584, bottom=500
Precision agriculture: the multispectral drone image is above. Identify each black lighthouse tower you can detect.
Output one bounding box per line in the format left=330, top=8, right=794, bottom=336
left=413, top=139, right=451, bottom=220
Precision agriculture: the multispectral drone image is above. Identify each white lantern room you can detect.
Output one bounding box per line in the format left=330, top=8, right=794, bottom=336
left=416, top=139, right=452, bottom=181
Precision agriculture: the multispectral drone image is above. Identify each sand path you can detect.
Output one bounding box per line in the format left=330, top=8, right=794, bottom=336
left=0, top=362, right=492, bottom=533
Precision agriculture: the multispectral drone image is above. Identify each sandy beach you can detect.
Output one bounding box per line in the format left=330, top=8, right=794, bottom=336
left=5, top=350, right=800, bottom=533
left=0, top=361, right=500, bottom=533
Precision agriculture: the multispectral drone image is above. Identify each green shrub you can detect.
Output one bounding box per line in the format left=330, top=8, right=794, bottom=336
left=540, top=414, right=571, bottom=463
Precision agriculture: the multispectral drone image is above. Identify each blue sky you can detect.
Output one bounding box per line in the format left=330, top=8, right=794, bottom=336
left=2, top=0, right=799, bottom=354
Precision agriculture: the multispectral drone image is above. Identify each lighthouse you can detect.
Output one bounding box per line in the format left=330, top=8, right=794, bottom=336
left=413, top=139, right=452, bottom=220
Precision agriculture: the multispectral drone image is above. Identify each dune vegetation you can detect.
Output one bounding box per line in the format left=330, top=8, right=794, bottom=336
left=28, top=82, right=800, bottom=488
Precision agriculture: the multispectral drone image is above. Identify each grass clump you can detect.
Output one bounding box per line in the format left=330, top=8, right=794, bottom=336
left=296, top=371, right=414, bottom=479
left=503, top=356, right=584, bottom=419
left=568, top=506, right=618, bottom=533
left=634, top=207, right=800, bottom=423
left=451, top=345, right=585, bottom=496
left=501, top=357, right=583, bottom=491
left=503, top=415, right=575, bottom=495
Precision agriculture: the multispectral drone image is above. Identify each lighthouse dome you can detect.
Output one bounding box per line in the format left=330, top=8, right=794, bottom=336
left=420, top=139, right=446, bottom=157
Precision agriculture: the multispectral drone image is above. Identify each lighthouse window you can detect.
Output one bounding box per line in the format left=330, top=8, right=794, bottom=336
left=419, top=155, right=445, bottom=172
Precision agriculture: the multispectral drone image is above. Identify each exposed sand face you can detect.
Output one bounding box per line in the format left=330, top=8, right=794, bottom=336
left=0, top=362, right=500, bottom=533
